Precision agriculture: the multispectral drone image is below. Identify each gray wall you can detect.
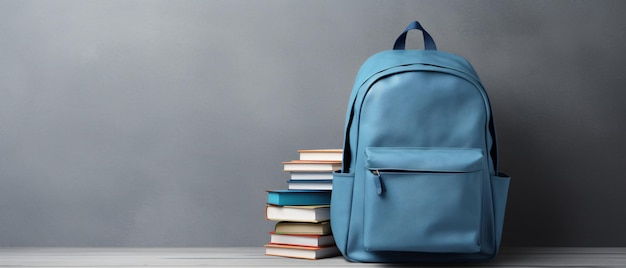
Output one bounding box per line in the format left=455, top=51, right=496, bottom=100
left=1, top=0, right=625, bottom=247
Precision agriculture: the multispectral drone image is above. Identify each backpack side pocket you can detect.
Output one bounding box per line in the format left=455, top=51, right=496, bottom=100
left=491, top=173, right=511, bottom=249
left=330, top=171, right=355, bottom=256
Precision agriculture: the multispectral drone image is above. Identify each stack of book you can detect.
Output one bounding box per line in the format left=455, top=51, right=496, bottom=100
left=264, top=149, right=342, bottom=260
left=282, top=149, right=342, bottom=191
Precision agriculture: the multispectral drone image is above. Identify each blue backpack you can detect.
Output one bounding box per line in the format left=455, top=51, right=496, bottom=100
left=331, top=21, right=511, bottom=263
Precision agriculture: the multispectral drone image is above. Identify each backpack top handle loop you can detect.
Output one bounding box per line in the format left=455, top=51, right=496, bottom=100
left=393, top=20, right=437, bottom=51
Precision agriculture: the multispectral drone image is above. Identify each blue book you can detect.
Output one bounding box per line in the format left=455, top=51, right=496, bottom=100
left=267, top=190, right=331, bottom=206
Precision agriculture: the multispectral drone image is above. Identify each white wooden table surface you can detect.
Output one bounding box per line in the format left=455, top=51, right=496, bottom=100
left=0, top=247, right=625, bottom=267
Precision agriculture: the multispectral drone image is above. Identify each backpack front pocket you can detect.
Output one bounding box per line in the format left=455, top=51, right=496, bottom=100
left=363, top=147, right=484, bottom=253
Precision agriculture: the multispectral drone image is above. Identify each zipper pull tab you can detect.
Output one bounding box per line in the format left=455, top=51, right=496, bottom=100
left=372, top=170, right=384, bottom=195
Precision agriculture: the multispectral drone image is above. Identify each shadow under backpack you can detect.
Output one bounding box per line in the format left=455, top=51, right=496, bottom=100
left=330, top=21, right=511, bottom=263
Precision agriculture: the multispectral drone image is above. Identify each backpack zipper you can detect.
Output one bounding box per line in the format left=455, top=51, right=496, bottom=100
left=371, top=170, right=384, bottom=195
left=370, top=169, right=469, bottom=196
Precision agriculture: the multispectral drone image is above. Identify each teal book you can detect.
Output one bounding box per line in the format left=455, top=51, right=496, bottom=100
left=267, top=190, right=331, bottom=206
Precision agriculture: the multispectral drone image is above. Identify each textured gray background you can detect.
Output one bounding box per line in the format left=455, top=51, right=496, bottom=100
left=1, top=0, right=625, bottom=247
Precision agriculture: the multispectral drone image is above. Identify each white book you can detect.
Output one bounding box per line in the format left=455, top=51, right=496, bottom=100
left=283, top=160, right=341, bottom=172
left=265, top=244, right=340, bottom=260
left=290, top=172, right=334, bottom=180
left=287, top=180, right=332, bottom=190
left=298, top=149, right=342, bottom=161
left=269, top=232, right=335, bottom=247
left=265, top=205, right=330, bottom=223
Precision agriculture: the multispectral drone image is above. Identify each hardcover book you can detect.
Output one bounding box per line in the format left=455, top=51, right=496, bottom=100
left=265, top=205, right=330, bottom=223
left=289, top=172, right=334, bottom=181
left=274, top=221, right=332, bottom=235
left=267, top=190, right=331, bottom=206
left=287, top=180, right=332, bottom=190
left=298, top=149, right=342, bottom=161
left=264, top=244, right=340, bottom=260
left=269, top=232, right=335, bottom=247
left=282, top=160, right=341, bottom=172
